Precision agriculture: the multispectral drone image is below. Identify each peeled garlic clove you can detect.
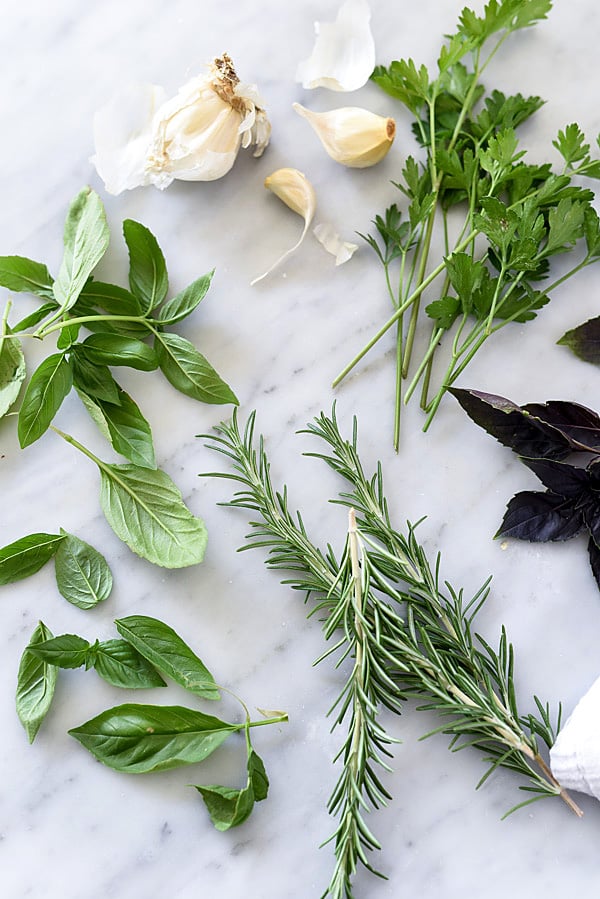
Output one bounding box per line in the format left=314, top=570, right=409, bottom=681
left=296, top=0, right=375, bottom=92
left=92, top=54, right=270, bottom=194
left=313, top=223, right=358, bottom=265
left=293, top=103, right=395, bottom=168
left=251, top=168, right=316, bottom=286
left=550, top=674, right=600, bottom=800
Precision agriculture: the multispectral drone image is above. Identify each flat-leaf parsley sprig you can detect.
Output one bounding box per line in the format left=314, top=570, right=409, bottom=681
left=332, top=0, right=600, bottom=446
left=202, top=408, right=581, bottom=899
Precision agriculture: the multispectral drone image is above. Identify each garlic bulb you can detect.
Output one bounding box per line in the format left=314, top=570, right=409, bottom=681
left=296, top=0, right=375, bottom=92
left=550, top=673, right=600, bottom=801
left=92, top=54, right=270, bottom=194
left=293, top=103, right=395, bottom=168
left=251, top=168, right=317, bottom=285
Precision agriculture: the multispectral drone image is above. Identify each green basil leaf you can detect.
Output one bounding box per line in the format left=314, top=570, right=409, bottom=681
left=0, top=335, right=26, bottom=419
left=0, top=532, right=64, bottom=585
left=123, top=220, right=168, bottom=312
left=97, top=463, right=207, bottom=568
left=78, top=333, right=158, bottom=371
left=29, top=634, right=91, bottom=669
left=194, top=745, right=268, bottom=831
left=154, top=271, right=214, bottom=326
left=0, top=256, right=54, bottom=298
left=155, top=332, right=238, bottom=405
left=53, top=188, right=110, bottom=313
left=16, top=621, right=58, bottom=743
left=115, top=615, right=219, bottom=700
left=75, top=388, right=112, bottom=442
left=56, top=321, right=80, bottom=350
left=69, top=704, right=237, bottom=773
left=54, top=531, right=113, bottom=609
left=93, top=639, right=167, bottom=689
left=11, top=301, right=58, bottom=333
left=195, top=781, right=255, bottom=832
left=71, top=353, right=121, bottom=405
left=17, top=353, right=73, bottom=447
left=78, top=281, right=143, bottom=316
left=98, top=389, right=156, bottom=468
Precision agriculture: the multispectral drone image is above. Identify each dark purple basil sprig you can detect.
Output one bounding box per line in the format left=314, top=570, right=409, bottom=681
left=450, top=387, right=600, bottom=590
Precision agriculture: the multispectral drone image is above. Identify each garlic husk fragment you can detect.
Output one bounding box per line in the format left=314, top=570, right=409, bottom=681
left=296, top=0, right=375, bottom=92
left=251, top=168, right=317, bottom=286
left=313, top=223, right=358, bottom=265
left=92, top=54, right=270, bottom=195
left=293, top=103, right=395, bottom=168
left=550, top=674, right=600, bottom=801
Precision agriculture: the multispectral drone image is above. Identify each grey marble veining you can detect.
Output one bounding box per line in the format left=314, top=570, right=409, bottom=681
left=2, top=1, right=600, bottom=897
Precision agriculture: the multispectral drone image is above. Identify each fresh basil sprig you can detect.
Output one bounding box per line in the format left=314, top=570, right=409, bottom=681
left=452, top=387, right=600, bottom=590
left=0, top=187, right=237, bottom=573
left=16, top=614, right=287, bottom=832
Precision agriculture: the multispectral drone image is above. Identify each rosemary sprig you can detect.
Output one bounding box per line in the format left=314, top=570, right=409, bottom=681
left=202, top=409, right=581, bottom=898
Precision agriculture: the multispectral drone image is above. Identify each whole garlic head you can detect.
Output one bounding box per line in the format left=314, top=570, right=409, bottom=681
left=92, top=54, right=270, bottom=194
left=293, top=103, right=395, bottom=168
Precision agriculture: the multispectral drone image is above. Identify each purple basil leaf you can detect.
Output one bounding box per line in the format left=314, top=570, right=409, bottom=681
left=496, top=491, right=584, bottom=542
left=588, top=536, right=600, bottom=591
left=519, top=457, right=589, bottom=499
left=558, top=317, right=600, bottom=365
left=522, top=399, right=600, bottom=453
left=449, top=387, right=571, bottom=459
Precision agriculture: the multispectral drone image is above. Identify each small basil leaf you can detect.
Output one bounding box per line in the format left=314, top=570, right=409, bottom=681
left=17, top=353, right=73, bottom=448
left=155, top=332, right=238, bottom=405
left=154, top=271, right=214, bottom=326
left=96, top=389, right=156, bottom=468
left=93, top=639, right=167, bottom=689
left=76, top=388, right=112, bottom=441
left=0, top=533, right=64, bottom=585
left=29, top=634, right=91, bottom=669
left=97, top=463, right=207, bottom=568
left=78, top=334, right=158, bottom=372
left=54, top=531, right=113, bottom=609
left=450, top=387, right=572, bottom=459
left=53, top=188, right=110, bottom=313
left=11, top=301, right=59, bottom=333
left=495, top=491, right=584, bottom=542
left=71, top=353, right=121, bottom=405
left=523, top=399, right=600, bottom=453
left=69, top=704, right=237, bottom=773
left=115, top=615, right=219, bottom=700
left=123, top=220, right=168, bottom=312
left=0, top=335, right=26, bottom=419
left=558, top=316, right=600, bottom=365
left=520, top=457, right=589, bottom=499
left=0, top=256, right=54, bottom=297
left=195, top=781, right=255, bottom=832
left=56, top=321, right=80, bottom=350
left=194, top=746, right=268, bottom=832
left=16, top=621, right=58, bottom=743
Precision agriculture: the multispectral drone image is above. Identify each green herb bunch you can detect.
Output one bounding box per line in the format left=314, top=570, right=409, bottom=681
left=0, top=186, right=238, bottom=575
left=202, top=407, right=580, bottom=899
left=16, top=613, right=286, bottom=831
left=333, top=0, right=600, bottom=447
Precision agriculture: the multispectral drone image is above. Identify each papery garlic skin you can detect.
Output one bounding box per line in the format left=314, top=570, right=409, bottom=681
left=313, top=223, right=358, bottom=265
left=92, top=54, right=270, bottom=195
left=251, top=168, right=317, bottom=285
left=296, top=0, right=375, bottom=92
left=293, top=103, right=395, bottom=168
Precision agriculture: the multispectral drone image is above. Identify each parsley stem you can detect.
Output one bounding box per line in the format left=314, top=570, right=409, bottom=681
left=332, top=229, right=478, bottom=387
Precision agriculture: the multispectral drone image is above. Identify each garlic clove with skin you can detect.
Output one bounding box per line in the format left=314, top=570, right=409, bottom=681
left=296, top=0, right=375, bottom=92
left=92, top=54, right=270, bottom=194
left=293, top=103, right=395, bottom=168
left=251, top=168, right=317, bottom=286
left=550, top=673, right=600, bottom=801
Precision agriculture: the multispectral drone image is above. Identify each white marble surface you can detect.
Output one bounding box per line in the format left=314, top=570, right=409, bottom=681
left=2, top=1, right=600, bottom=897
